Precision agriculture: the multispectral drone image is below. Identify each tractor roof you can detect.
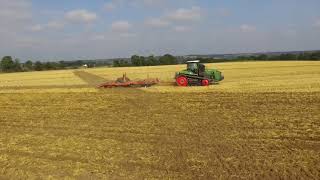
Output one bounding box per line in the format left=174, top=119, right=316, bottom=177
left=186, top=60, right=200, bottom=63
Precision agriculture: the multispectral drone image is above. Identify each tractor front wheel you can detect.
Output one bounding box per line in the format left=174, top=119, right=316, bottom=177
left=176, top=76, right=188, bottom=86
left=201, top=79, right=209, bottom=86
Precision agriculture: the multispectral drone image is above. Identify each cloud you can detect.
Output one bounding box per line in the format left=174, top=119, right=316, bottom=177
left=145, top=6, right=203, bottom=28
left=30, top=24, right=44, bottom=32
left=0, top=0, right=32, bottom=48
left=104, top=2, right=116, bottom=11
left=65, top=9, right=97, bottom=23
left=0, top=0, right=32, bottom=21
left=314, top=19, right=320, bottom=27
left=173, top=26, right=191, bottom=32
left=166, top=6, right=202, bottom=22
left=0, top=0, right=32, bottom=31
left=119, top=32, right=137, bottom=38
left=128, top=0, right=169, bottom=8
left=240, top=24, right=256, bottom=32
left=30, top=9, right=96, bottom=33
left=285, top=29, right=297, bottom=37
left=111, top=21, right=132, bottom=31
left=90, top=35, right=104, bottom=41
left=90, top=32, right=137, bottom=42
left=46, top=21, right=65, bottom=29
left=145, top=18, right=170, bottom=27
left=140, top=0, right=165, bottom=6
left=216, top=8, right=231, bottom=17
left=30, top=21, right=65, bottom=32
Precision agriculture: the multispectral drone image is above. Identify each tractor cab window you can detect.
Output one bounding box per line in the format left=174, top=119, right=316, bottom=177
left=198, top=63, right=205, bottom=76
left=187, top=63, right=198, bottom=73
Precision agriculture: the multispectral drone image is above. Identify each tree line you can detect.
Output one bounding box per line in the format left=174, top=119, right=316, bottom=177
left=0, top=56, right=98, bottom=73
left=113, top=51, right=320, bottom=67
left=1, top=51, right=319, bottom=73
left=194, top=51, right=320, bottom=64
left=113, top=54, right=178, bottom=67
left=235, top=51, right=320, bottom=61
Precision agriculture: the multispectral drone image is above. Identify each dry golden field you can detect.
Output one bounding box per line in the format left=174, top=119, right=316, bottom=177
left=0, top=61, right=319, bottom=179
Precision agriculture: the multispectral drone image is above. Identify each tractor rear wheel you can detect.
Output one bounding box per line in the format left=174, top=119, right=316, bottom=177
left=201, top=79, right=209, bottom=86
left=176, top=76, right=188, bottom=86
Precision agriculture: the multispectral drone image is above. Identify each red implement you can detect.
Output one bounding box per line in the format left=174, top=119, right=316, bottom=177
left=98, top=73, right=159, bottom=88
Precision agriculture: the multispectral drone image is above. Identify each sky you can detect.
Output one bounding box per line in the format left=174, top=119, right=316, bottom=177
left=0, top=0, right=320, bottom=61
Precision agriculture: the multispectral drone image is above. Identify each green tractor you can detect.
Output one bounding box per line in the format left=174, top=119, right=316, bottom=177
left=175, top=60, right=224, bottom=86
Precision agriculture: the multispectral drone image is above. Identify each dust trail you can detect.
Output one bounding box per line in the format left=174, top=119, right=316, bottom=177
left=74, top=71, right=108, bottom=87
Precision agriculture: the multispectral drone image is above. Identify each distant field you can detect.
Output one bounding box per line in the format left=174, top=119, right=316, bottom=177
left=0, top=70, right=86, bottom=87
left=0, top=61, right=319, bottom=179
left=0, top=61, right=319, bottom=93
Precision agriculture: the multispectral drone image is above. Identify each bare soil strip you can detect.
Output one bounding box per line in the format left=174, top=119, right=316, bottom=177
left=73, top=71, right=109, bottom=87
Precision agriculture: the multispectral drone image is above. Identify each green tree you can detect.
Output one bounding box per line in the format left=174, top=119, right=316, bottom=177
left=113, top=59, right=130, bottom=67
left=131, top=55, right=140, bottom=66
left=13, top=59, right=23, bottom=72
left=0, top=56, right=15, bottom=72
left=256, top=54, right=268, bottom=60
left=139, top=56, right=146, bottom=66
left=309, top=52, right=320, bottom=60
left=43, top=62, right=56, bottom=70
left=113, top=60, right=120, bottom=67
left=34, top=61, right=43, bottom=71
left=122, top=60, right=130, bottom=67
left=24, top=60, right=34, bottom=71
left=159, top=54, right=177, bottom=65
left=146, top=55, right=158, bottom=66
left=279, top=54, right=297, bottom=60
left=58, top=61, right=67, bottom=69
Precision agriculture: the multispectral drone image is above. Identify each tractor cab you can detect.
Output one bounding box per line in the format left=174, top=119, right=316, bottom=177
left=186, top=60, right=199, bottom=73
left=187, top=60, right=205, bottom=76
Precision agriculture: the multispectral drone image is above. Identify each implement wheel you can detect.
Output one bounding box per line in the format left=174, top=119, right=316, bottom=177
left=176, top=76, right=188, bottom=86
left=201, top=79, right=209, bottom=86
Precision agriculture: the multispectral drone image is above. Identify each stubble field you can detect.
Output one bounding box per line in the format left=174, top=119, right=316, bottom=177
left=0, top=61, right=319, bottom=179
